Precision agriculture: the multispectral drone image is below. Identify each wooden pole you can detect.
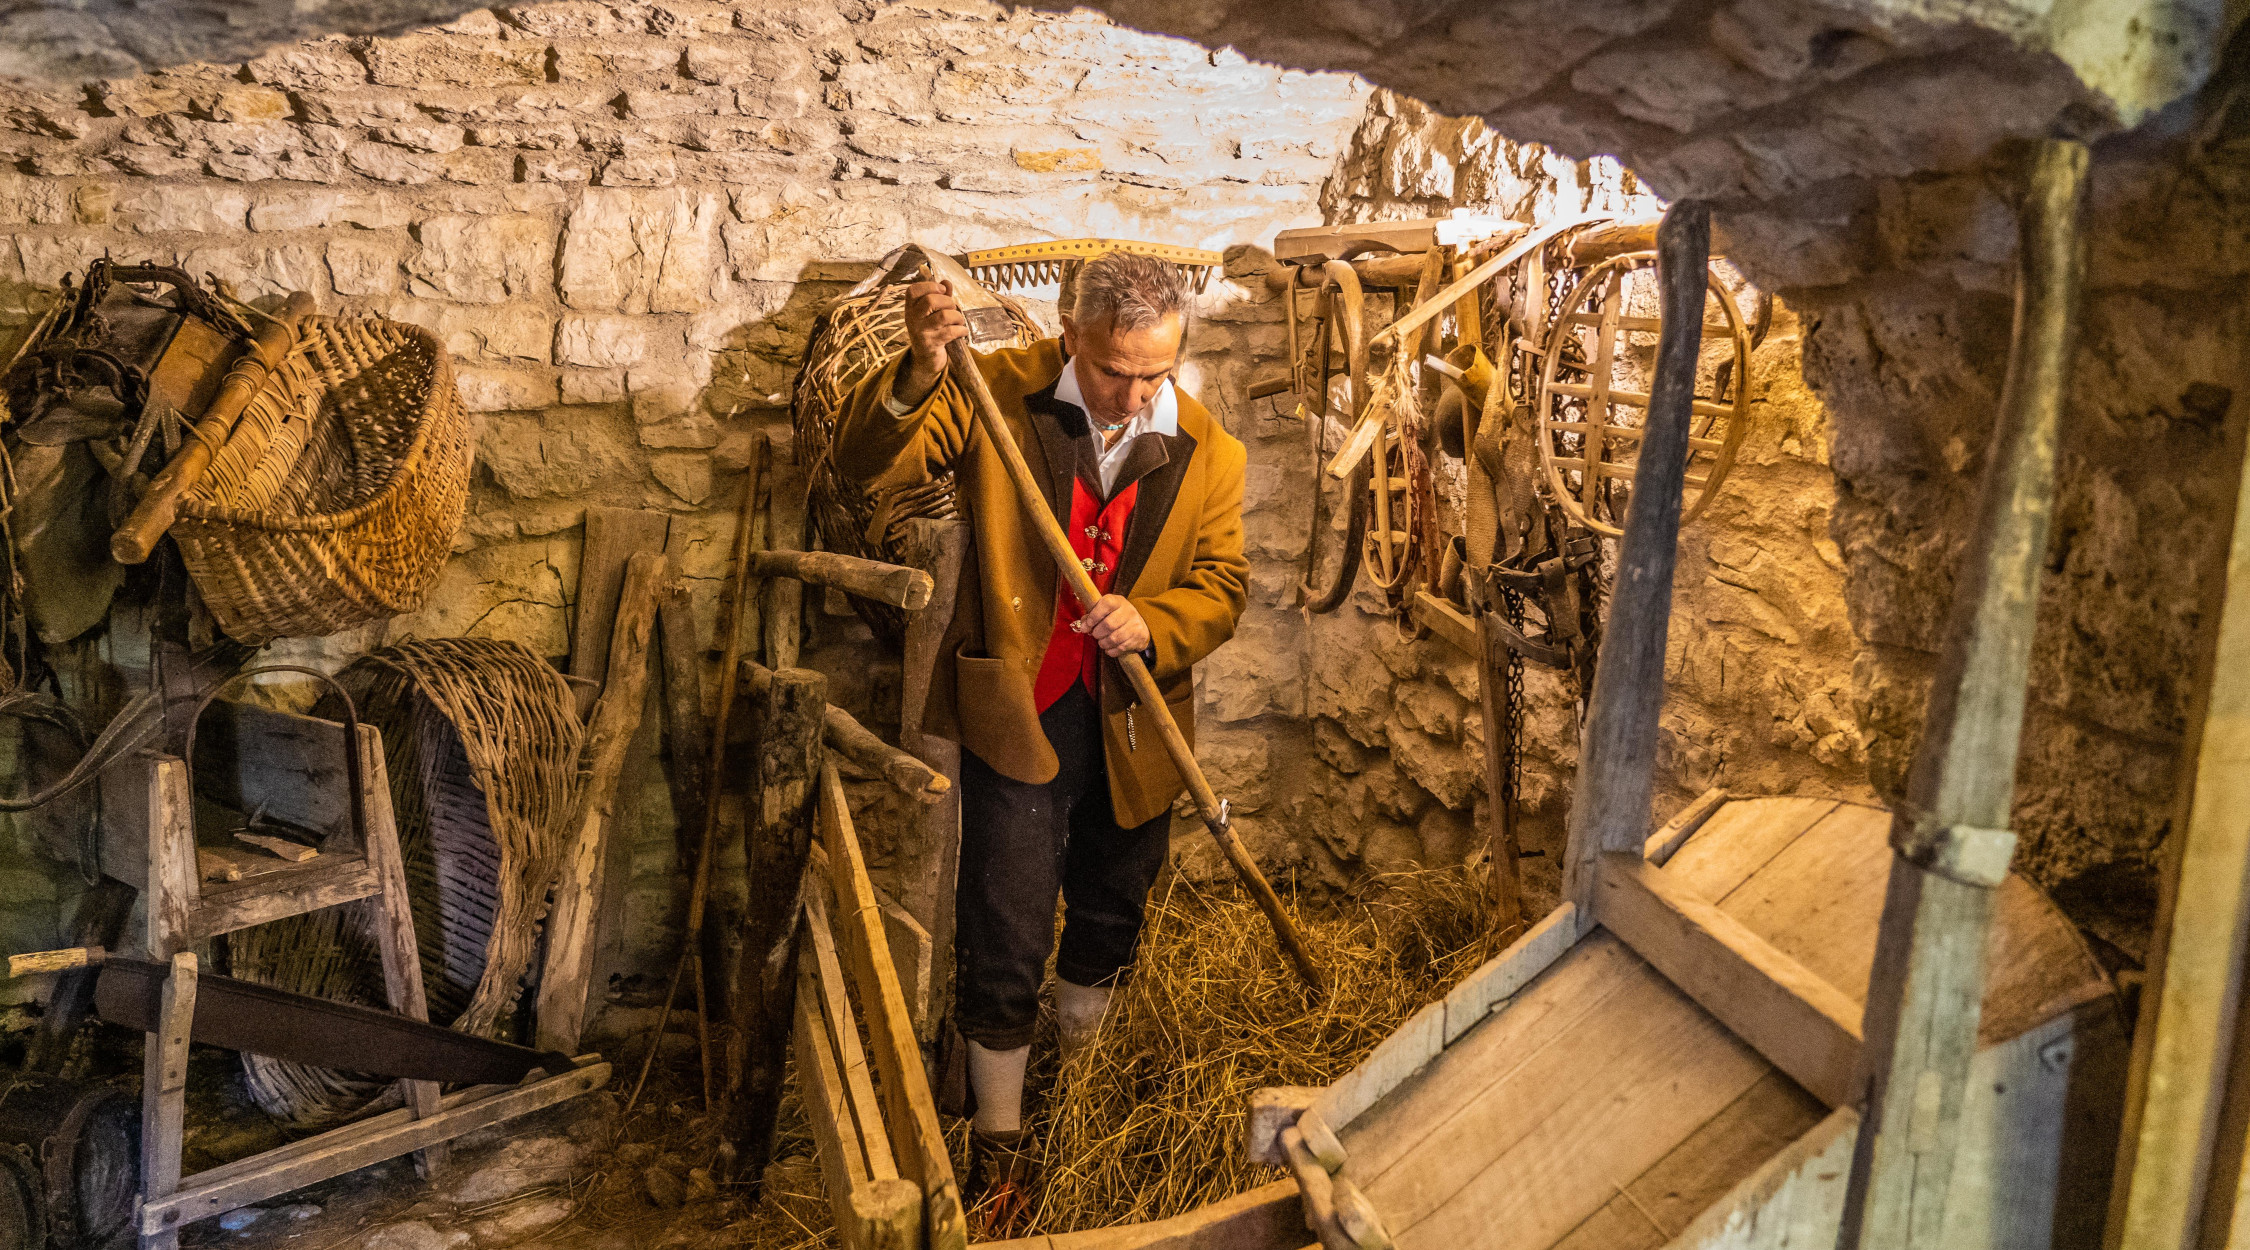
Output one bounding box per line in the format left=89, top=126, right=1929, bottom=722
left=1837, top=138, right=2090, bottom=1250
left=933, top=316, right=1326, bottom=993
left=732, top=663, right=825, bottom=1176
left=2105, top=339, right=2250, bottom=1250
left=1561, top=201, right=1710, bottom=917
left=744, top=550, right=932, bottom=610
left=629, top=435, right=768, bottom=1112
left=536, top=550, right=668, bottom=1054
left=895, top=517, right=966, bottom=1037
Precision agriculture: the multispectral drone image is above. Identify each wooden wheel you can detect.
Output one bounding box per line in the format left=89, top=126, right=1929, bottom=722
left=1533, top=252, right=1752, bottom=539
left=1302, top=266, right=1369, bottom=614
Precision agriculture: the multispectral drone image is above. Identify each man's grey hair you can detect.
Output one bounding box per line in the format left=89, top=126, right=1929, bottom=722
left=1066, top=251, right=1192, bottom=334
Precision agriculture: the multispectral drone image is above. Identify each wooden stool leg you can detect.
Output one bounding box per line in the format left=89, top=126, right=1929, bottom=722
left=139, top=951, right=197, bottom=1250
left=353, top=724, right=448, bottom=1178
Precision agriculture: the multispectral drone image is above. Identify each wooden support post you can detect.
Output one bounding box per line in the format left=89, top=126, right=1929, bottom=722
left=731, top=663, right=825, bottom=1174
left=2105, top=369, right=2250, bottom=1247
left=571, top=508, right=673, bottom=715
left=355, top=721, right=446, bottom=1177
left=1562, top=203, right=1710, bottom=917
left=895, top=517, right=966, bottom=1038
left=765, top=483, right=807, bottom=670
left=1839, top=139, right=2089, bottom=1250
left=820, top=760, right=968, bottom=1250
left=1475, top=612, right=1524, bottom=941
left=138, top=950, right=197, bottom=1250
left=537, top=550, right=668, bottom=1054
left=738, top=664, right=950, bottom=804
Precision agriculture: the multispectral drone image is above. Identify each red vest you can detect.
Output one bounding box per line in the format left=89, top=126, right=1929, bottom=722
left=1032, top=479, right=1138, bottom=710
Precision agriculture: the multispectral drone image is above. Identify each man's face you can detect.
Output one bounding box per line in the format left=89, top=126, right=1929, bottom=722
left=1061, top=312, right=1184, bottom=427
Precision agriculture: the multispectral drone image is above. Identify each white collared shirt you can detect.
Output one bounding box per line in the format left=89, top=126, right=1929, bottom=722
left=1055, top=356, right=1178, bottom=495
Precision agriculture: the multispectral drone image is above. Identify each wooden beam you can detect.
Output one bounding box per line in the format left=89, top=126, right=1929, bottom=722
left=1411, top=591, right=1477, bottom=657
left=893, top=517, right=967, bottom=1038
left=732, top=665, right=824, bottom=1168
left=138, top=951, right=197, bottom=1250
left=819, top=761, right=967, bottom=1250
left=1561, top=204, right=1709, bottom=916
left=738, top=661, right=949, bottom=803
left=803, top=862, right=899, bottom=1182
left=1274, top=218, right=1518, bottom=263
left=2106, top=234, right=2250, bottom=1250
left=143, top=1061, right=609, bottom=1236
left=1840, top=140, right=2089, bottom=1250
left=1644, top=788, right=1730, bottom=866
left=979, top=1179, right=1304, bottom=1250
left=536, top=551, right=667, bottom=1053
left=1592, top=852, right=1864, bottom=1108
left=571, top=508, right=672, bottom=712
left=744, top=550, right=933, bottom=610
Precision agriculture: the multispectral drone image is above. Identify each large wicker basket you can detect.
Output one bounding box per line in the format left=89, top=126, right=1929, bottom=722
left=793, top=251, right=1041, bottom=646
left=171, top=315, right=470, bottom=644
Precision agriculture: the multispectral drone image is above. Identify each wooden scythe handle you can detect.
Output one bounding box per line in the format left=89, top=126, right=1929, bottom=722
left=112, top=290, right=317, bottom=565
left=942, top=338, right=1327, bottom=993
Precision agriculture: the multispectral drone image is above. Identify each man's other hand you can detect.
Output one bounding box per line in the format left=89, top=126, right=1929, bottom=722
left=899, top=280, right=968, bottom=406
left=1079, top=595, right=1151, bottom=658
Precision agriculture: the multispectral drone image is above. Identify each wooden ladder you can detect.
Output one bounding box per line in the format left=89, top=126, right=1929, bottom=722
left=101, top=698, right=440, bottom=1250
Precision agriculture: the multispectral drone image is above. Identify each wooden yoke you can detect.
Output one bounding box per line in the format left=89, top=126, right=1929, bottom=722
left=912, top=244, right=1326, bottom=993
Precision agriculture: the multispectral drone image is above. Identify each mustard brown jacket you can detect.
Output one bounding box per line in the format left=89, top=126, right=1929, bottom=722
left=832, top=338, right=1248, bottom=828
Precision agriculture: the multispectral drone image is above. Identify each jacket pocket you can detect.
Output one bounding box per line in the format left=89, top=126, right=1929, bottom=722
left=954, top=646, right=1059, bottom=784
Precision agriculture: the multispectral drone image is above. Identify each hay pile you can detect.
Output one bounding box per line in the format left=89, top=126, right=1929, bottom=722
left=1022, top=868, right=1512, bottom=1233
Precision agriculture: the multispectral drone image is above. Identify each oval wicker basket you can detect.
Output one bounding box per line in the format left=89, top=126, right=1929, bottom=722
left=170, top=315, right=470, bottom=644
left=793, top=266, right=1041, bottom=647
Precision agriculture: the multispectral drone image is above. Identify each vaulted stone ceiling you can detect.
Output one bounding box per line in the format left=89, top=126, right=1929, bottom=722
left=4, top=0, right=2228, bottom=269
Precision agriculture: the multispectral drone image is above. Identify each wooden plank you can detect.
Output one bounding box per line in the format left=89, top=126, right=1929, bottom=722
left=819, top=760, right=967, bottom=1250
left=1949, top=1003, right=2128, bottom=1250
left=187, top=858, right=382, bottom=941
left=1360, top=938, right=1771, bottom=1250
left=981, top=1180, right=1304, bottom=1250
left=1644, top=788, right=1730, bottom=866
left=99, top=754, right=154, bottom=892
left=894, top=517, right=967, bottom=1038
left=1550, top=1071, right=1829, bottom=1250
left=795, top=971, right=876, bottom=1246
left=352, top=722, right=445, bottom=1178
left=1560, top=205, right=1710, bottom=918
left=2108, top=348, right=2250, bottom=1250
left=537, top=551, right=667, bottom=1053
left=876, top=890, right=932, bottom=1034
left=1411, top=591, right=1477, bottom=657
left=571, top=507, right=673, bottom=708
left=1593, top=852, right=1864, bottom=1107
left=1661, top=796, right=1839, bottom=903
left=804, top=860, right=898, bottom=1180
left=189, top=701, right=355, bottom=843
left=1656, top=1109, right=1858, bottom=1250
left=1274, top=218, right=1517, bottom=262
left=143, top=1061, right=609, bottom=1234
left=1436, top=900, right=1583, bottom=1048
left=1342, top=933, right=1646, bottom=1183
left=734, top=664, right=824, bottom=1165
left=138, top=951, right=197, bottom=1250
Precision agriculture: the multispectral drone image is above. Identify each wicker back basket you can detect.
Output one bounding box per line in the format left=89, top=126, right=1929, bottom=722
left=171, top=315, right=470, bottom=644
left=793, top=256, right=1041, bottom=646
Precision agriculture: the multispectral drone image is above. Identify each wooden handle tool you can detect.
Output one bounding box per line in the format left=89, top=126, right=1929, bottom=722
left=913, top=246, right=1326, bottom=993
left=112, top=290, right=317, bottom=565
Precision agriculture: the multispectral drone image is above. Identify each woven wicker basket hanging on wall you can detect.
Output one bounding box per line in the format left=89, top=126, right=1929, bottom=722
left=791, top=249, right=1042, bottom=647
left=171, top=315, right=470, bottom=644
left=228, top=638, right=584, bottom=1126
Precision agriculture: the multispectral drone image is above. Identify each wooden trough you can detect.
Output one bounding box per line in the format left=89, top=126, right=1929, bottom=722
left=991, top=790, right=2121, bottom=1250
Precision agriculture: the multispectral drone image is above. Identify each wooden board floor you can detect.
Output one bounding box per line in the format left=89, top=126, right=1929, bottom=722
left=1340, top=797, right=2110, bottom=1250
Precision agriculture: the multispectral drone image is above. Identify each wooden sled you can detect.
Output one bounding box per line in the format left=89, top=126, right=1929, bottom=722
left=992, top=791, right=2120, bottom=1250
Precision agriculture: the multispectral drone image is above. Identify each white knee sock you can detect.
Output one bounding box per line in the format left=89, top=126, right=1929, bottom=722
left=967, top=1040, right=1030, bottom=1135
left=1056, top=979, right=1113, bottom=1069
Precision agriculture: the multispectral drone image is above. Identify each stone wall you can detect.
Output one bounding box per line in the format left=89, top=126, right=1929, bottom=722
left=0, top=0, right=1371, bottom=1004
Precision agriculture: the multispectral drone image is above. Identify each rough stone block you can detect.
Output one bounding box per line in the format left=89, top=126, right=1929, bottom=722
left=363, top=35, right=545, bottom=89
left=250, top=189, right=411, bottom=232
left=650, top=452, right=712, bottom=504
left=453, top=366, right=555, bottom=413
left=598, top=151, right=681, bottom=187
left=346, top=142, right=442, bottom=185
left=406, top=215, right=553, bottom=303
left=373, top=122, right=466, bottom=153
left=479, top=409, right=638, bottom=498
left=555, top=314, right=658, bottom=368
left=242, top=41, right=367, bottom=90
left=114, top=184, right=248, bottom=233
left=1013, top=146, right=1102, bottom=173
left=559, top=187, right=723, bottom=312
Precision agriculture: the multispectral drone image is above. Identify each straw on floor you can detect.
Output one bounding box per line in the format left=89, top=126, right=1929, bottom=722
left=1020, top=868, right=1509, bottom=1233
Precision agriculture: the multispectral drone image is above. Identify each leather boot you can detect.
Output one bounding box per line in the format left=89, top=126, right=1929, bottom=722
left=967, top=1126, right=1038, bottom=1237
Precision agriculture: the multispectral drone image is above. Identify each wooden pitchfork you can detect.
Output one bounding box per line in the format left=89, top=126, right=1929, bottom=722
left=907, top=246, right=1325, bottom=992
